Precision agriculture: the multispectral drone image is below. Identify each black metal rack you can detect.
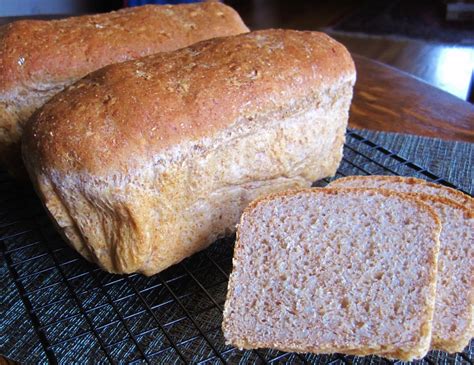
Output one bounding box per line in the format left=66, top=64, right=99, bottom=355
left=1, top=130, right=473, bottom=364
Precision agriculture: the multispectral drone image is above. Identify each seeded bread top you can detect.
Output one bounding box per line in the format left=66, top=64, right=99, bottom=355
left=23, top=29, right=355, bottom=177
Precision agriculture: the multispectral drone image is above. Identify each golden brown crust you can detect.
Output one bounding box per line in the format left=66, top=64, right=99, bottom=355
left=0, top=3, right=248, bottom=92
left=409, top=193, right=473, bottom=217
left=0, top=2, right=248, bottom=177
left=330, top=175, right=473, bottom=208
left=23, top=29, right=355, bottom=177
left=23, top=30, right=356, bottom=275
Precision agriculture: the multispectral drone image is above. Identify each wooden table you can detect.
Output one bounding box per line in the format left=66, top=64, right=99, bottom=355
left=350, top=55, right=474, bottom=143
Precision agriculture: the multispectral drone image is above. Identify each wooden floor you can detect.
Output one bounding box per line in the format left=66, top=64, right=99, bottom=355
left=229, top=0, right=474, bottom=102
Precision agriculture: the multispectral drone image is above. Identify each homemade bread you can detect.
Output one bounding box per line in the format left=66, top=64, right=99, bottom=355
left=329, top=176, right=474, bottom=353
left=22, top=30, right=356, bottom=275
left=421, top=196, right=473, bottom=353
left=222, top=188, right=441, bottom=361
left=330, top=175, right=472, bottom=208
left=0, top=2, right=249, bottom=178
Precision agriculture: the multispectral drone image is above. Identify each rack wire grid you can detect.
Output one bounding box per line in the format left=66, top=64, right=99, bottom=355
left=1, top=129, right=473, bottom=365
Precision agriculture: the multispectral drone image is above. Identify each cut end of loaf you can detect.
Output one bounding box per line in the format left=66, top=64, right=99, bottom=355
left=223, top=188, right=441, bottom=361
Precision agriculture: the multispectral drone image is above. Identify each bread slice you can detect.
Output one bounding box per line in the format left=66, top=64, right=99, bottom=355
left=329, top=175, right=472, bottom=208
left=329, top=176, right=474, bottom=353
left=223, top=188, right=441, bottom=361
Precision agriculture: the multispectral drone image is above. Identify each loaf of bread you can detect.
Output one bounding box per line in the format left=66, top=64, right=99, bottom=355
left=22, top=30, right=356, bottom=275
left=329, top=176, right=474, bottom=353
left=0, top=2, right=248, bottom=178
left=223, top=188, right=441, bottom=361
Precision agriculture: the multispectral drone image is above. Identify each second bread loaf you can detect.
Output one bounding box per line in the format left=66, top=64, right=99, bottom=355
left=0, top=2, right=248, bottom=178
left=23, top=29, right=356, bottom=275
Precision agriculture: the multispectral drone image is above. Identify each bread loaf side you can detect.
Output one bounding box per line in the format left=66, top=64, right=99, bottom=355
left=0, top=2, right=248, bottom=178
left=23, top=30, right=356, bottom=275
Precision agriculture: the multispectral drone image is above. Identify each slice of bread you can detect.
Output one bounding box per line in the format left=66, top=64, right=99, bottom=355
left=329, top=175, right=472, bottom=208
left=329, top=176, right=474, bottom=353
left=223, top=188, right=441, bottom=361
left=420, top=196, right=473, bottom=353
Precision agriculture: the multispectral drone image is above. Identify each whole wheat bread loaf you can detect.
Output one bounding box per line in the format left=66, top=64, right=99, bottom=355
left=329, top=176, right=474, bottom=353
left=0, top=2, right=248, bottom=178
left=23, top=30, right=356, bottom=275
left=223, top=188, right=441, bottom=361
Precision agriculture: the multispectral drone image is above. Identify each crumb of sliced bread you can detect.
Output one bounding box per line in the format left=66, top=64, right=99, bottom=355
left=329, top=176, right=474, bottom=353
left=423, top=196, right=473, bottom=353
left=223, top=188, right=441, bottom=361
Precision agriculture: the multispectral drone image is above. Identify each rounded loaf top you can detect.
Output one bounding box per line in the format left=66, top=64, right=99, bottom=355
left=0, top=2, right=249, bottom=93
left=23, top=29, right=356, bottom=177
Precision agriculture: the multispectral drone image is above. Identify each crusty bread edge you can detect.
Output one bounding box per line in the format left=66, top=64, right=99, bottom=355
left=329, top=175, right=473, bottom=208
left=223, top=187, right=442, bottom=361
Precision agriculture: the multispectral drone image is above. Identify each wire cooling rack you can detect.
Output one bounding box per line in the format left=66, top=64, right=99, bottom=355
left=1, top=129, right=473, bottom=364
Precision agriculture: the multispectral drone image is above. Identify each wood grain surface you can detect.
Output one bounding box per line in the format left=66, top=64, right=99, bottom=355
left=330, top=32, right=474, bottom=102
left=350, top=55, right=474, bottom=143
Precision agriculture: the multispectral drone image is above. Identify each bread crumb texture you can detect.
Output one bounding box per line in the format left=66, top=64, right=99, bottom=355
left=329, top=175, right=474, bottom=353
left=223, top=188, right=441, bottom=361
